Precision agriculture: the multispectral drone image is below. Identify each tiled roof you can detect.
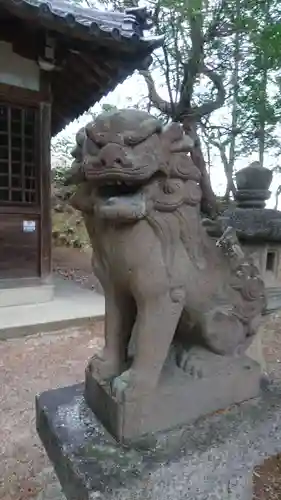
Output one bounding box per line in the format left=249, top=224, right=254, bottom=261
left=4, top=0, right=164, bottom=48
left=0, top=0, right=164, bottom=133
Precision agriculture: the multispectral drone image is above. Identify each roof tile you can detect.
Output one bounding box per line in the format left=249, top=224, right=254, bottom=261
left=7, top=0, right=164, bottom=47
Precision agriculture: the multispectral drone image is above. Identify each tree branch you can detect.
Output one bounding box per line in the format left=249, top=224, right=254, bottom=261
left=178, top=4, right=204, bottom=112
left=187, top=64, right=226, bottom=119
left=170, top=17, right=182, bottom=101
left=201, top=126, right=236, bottom=198
left=139, top=69, right=173, bottom=116
left=162, top=44, right=176, bottom=117
left=203, top=0, right=228, bottom=42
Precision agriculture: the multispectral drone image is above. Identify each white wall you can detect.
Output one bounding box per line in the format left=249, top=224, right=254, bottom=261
left=0, top=41, right=39, bottom=91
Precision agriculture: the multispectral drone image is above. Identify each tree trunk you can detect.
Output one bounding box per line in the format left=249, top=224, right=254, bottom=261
left=225, top=0, right=240, bottom=199
left=258, top=66, right=267, bottom=168
left=257, top=0, right=269, bottom=168
left=274, top=186, right=281, bottom=210
left=183, top=118, right=218, bottom=217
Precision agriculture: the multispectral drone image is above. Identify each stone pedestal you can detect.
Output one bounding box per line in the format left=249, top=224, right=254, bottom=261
left=36, top=382, right=281, bottom=500
left=35, top=128, right=272, bottom=499
left=85, top=353, right=261, bottom=443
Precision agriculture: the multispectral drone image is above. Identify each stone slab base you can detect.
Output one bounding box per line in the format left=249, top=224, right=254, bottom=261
left=36, top=382, right=281, bottom=500
left=0, top=282, right=54, bottom=307
left=85, top=353, right=261, bottom=442
left=0, top=276, right=105, bottom=340
left=265, top=286, right=281, bottom=313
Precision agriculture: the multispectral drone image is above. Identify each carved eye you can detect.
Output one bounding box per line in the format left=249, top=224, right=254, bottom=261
left=115, top=158, right=122, bottom=164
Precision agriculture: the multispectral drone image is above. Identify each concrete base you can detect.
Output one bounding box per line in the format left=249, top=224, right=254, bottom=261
left=36, top=382, right=281, bottom=500
left=266, top=286, right=281, bottom=313
left=0, top=276, right=104, bottom=339
left=0, top=281, right=54, bottom=308
left=246, top=328, right=267, bottom=374
left=85, top=352, right=261, bottom=443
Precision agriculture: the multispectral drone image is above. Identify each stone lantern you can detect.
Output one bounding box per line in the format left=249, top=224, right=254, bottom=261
left=235, top=161, right=273, bottom=209
left=207, top=161, right=281, bottom=312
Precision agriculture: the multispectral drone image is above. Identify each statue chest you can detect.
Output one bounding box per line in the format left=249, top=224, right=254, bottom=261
left=95, top=220, right=163, bottom=283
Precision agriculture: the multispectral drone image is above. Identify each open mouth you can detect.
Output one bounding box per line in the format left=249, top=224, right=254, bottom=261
left=97, top=180, right=142, bottom=199
left=96, top=179, right=147, bottom=222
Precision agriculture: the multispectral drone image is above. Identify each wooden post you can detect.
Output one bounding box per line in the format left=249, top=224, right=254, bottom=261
left=39, top=101, right=52, bottom=281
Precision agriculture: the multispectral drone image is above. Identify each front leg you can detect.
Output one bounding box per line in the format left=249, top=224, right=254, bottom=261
left=88, top=289, right=135, bottom=382
left=113, top=290, right=184, bottom=399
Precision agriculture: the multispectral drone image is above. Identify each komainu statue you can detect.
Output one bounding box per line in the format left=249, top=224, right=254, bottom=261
left=66, top=109, right=265, bottom=411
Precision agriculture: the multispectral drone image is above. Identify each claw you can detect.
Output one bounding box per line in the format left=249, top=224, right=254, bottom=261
left=112, top=368, right=152, bottom=402
left=88, top=350, right=122, bottom=382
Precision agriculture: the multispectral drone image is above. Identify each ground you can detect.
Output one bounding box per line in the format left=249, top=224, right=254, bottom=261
left=0, top=322, right=104, bottom=500
left=254, top=456, right=281, bottom=500
left=252, top=314, right=281, bottom=499
left=1, top=313, right=281, bottom=500
left=52, top=246, right=102, bottom=293
left=1, top=245, right=281, bottom=500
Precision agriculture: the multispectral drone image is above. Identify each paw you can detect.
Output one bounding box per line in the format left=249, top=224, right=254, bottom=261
left=88, top=349, right=121, bottom=382
left=176, top=347, right=204, bottom=378
left=112, top=368, right=151, bottom=402
left=204, top=308, right=245, bottom=355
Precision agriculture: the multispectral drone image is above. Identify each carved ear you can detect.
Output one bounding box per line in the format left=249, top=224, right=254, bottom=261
left=170, top=135, right=194, bottom=152
left=76, top=127, right=86, bottom=147
left=162, top=122, right=183, bottom=143
left=161, top=122, right=194, bottom=152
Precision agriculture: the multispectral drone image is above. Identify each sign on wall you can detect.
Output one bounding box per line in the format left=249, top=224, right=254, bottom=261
left=23, top=220, right=36, bottom=233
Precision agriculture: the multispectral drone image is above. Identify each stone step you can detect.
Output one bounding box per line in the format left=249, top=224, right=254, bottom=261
left=0, top=282, right=54, bottom=308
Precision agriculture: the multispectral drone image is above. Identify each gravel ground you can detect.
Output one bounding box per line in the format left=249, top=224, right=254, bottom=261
left=259, top=312, right=281, bottom=384
left=254, top=455, right=281, bottom=499
left=0, top=323, right=104, bottom=500
left=52, top=247, right=103, bottom=293
left=2, top=249, right=281, bottom=500
left=252, top=313, right=281, bottom=499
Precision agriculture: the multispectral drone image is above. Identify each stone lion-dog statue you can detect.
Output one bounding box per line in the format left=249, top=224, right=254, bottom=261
left=65, top=108, right=265, bottom=400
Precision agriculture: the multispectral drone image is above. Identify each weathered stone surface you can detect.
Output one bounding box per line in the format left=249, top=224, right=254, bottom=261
left=205, top=162, right=281, bottom=241
left=36, top=383, right=281, bottom=500
left=62, top=109, right=266, bottom=441
left=235, top=161, right=272, bottom=191
left=216, top=207, right=281, bottom=242
left=34, top=116, right=281, bottom=496
left=235, top=162, right=273, bottom=209
left=234, top=189, right=271, bottom=208
left=85, top=350, right=261, bottom=442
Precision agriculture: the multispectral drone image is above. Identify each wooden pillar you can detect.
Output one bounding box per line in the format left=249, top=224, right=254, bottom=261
left=39, top=101, right=52, bottom=282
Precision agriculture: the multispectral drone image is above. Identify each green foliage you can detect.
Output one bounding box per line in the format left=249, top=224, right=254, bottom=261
left=230, top=0, right=281, bottom=160
left=52, top=164, right=71, bottom=185
left=52, top=211, right=90, bottom=249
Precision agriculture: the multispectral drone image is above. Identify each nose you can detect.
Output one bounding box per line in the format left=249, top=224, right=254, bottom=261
left=99, top=143, right=132, bottom=168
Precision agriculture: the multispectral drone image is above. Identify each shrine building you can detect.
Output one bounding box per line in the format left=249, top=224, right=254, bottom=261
left=0, top=0, right=162, bottom=307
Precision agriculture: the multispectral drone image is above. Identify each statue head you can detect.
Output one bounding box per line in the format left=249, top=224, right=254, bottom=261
left=66, top=108, right=202, bottom=220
